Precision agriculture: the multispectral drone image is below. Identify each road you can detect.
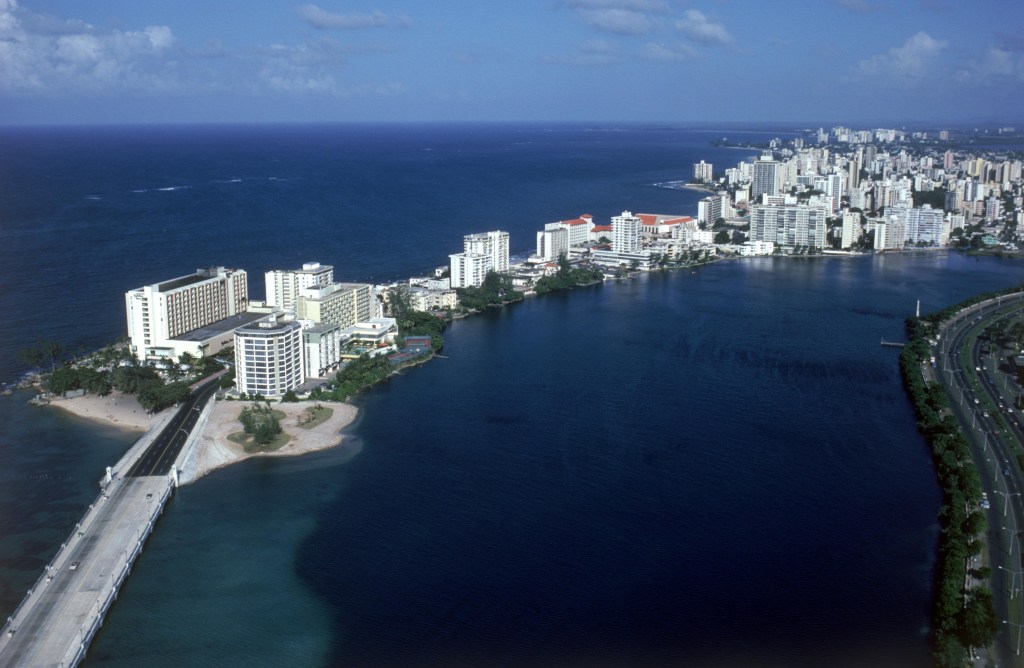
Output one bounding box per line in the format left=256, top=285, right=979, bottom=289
left=126, top=378, right=219, bottom=477
left=935, top=292, right=1024, bottom=666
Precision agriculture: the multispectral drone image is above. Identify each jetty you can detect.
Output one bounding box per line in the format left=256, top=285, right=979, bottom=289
left=0, top=378, right=218, bottom=667
left=880, top=338, right=906, bottom=348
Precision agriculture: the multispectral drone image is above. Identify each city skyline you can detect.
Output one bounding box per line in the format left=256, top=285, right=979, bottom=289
left=1, top=0, right=1023, bottom=125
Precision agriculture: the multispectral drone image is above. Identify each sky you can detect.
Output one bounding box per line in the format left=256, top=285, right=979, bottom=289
left=0, top=0, right=1022, bottom=125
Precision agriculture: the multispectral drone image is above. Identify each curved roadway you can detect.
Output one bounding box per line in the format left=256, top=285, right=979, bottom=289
left=936, top=292, right=1024, bottom=666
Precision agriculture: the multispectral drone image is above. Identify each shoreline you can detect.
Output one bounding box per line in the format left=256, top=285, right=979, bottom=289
left=185, top=399, right=358, bottom=484
left=39, top=391, right=156, bottom=432
left=32, top=389, right=358, bottom=483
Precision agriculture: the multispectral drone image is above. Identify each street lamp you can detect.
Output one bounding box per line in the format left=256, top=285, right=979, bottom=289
left=1004, top=619, right=1024, bottom=656
left=995, top=490, right=1023, bottom=517
left=999, top=565, right=1024, bottom=598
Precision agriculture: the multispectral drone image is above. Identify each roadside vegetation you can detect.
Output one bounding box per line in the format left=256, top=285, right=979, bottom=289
left=900, top=286, right=1024, bottom=666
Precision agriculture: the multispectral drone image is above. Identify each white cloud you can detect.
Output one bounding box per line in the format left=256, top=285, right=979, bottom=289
left=674, top=10, right=732, bottom=45
left=954, top=46, right=1024, bottom=83
left=579, top=8, right=654, bottom=35
left=0, top=0, right=178, bottom=93
left=852, top=31, right=946, bottom=81
left=296, top=5, right=409, bottom=30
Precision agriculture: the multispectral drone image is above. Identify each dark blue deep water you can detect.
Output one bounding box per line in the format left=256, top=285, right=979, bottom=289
left=1, top=124, right=1023, bottom=667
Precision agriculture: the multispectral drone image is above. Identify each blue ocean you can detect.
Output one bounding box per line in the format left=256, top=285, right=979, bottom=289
left=1, top=124, right=1022, bottom=667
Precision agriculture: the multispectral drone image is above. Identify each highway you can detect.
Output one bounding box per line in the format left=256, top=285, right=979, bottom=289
left=0, top=375, right=221, bottom=666
left=127, top=379, right=218, bottom=477
left=935, top=291, right=1024, bottom=666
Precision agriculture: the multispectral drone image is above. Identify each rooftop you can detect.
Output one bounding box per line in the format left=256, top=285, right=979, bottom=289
left=171, top=310, right=271, bottom=342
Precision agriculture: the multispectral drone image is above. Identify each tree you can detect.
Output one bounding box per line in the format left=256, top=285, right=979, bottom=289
left=714, top=230, right=731, bottom=244
left=44, top=340, right=64, bottom=371
left=18, top=345, right=46, bottom=370
left=957, top=589, right=999, bottom=649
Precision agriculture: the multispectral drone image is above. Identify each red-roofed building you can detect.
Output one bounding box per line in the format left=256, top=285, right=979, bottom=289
left=638, top=213, right=694, bottom=237
left=544, top=214, right=594, bottom=247
left=589, top=224, right=612, bottom=243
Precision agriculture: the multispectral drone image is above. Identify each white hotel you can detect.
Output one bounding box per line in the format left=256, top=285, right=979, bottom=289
left=234, top=316, right=304, bottom=397
left=125, top=266, right=252, bottom=361
left=265, top=262, right=333, bottom=311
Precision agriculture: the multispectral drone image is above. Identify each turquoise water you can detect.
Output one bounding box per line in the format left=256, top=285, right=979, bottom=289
left=0, top=124, right=1022, bottom=666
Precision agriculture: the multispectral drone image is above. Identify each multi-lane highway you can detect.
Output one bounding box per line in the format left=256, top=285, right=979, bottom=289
left=0, top=375, right=221, bottom=666
left=935, top=292, right=1024, bottom=665
left=127, top=378, right=219, bottom=477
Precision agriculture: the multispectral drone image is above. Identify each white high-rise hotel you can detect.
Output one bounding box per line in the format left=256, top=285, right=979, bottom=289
left=449, top=230, right=510, bottom=288
left=234, top=317, right=304, bottom=397
left=265, top=262, right=333, bottom=311
left=611, top=211, right=641, bottom=253
left=125, top=266, right=248, bottom=361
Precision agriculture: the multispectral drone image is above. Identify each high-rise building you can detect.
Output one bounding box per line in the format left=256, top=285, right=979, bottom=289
left=296, top=282, right=373, bottom=328
left=463, top=230, right=510, bottom=274
left=449, top=252, right=491, bottom=288
left=697, top=195, right=725, bottom=228
left=693, top=160, right=713, bottom=183
left=611, top=211, right=642, bottom=253
left=749, top=204, right=828, bottom=249
left=265, top=262, right=333, bottom=311
left=536, top=227, right=569, bottom=262
left=985, top=197, right=1003, bottom=222
left=545, top=215, right=593, bottom=247
left=887, top=205, right=947, bottom=246
left=125, top=266, right=248, bottom=361
left=234, top=317, right=304, bottom=397
left=751, top=156, right=780, bottom=201
left=303, top=323, right=342, bottom=379
left=841, top=211, right=861, bottom=249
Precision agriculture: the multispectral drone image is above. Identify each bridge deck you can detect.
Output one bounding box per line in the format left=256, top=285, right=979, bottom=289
left=0, top=476, right=170, bottom=667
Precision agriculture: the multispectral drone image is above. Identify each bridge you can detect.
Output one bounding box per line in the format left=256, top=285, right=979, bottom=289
left=0, top=377, right=219, bottom=667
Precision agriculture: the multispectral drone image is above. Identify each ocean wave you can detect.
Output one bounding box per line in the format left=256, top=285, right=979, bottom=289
left=157, top=186, right=190, bottom=192
left=84, top=195, right=101, bottom=200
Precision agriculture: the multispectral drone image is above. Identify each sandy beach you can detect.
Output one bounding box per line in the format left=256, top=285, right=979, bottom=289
left=187, top=398, right=358, bottom=482
left=42, top=391, right=358, bottom=483
left=44, top=391, right=156, bottom=431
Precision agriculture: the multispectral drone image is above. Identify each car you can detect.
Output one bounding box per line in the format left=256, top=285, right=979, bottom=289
left=1005, top=468, right=1012, bottom=477
left=981, top=499, right=991, bottom=509
left=69, top=561, right=80, bottom=571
